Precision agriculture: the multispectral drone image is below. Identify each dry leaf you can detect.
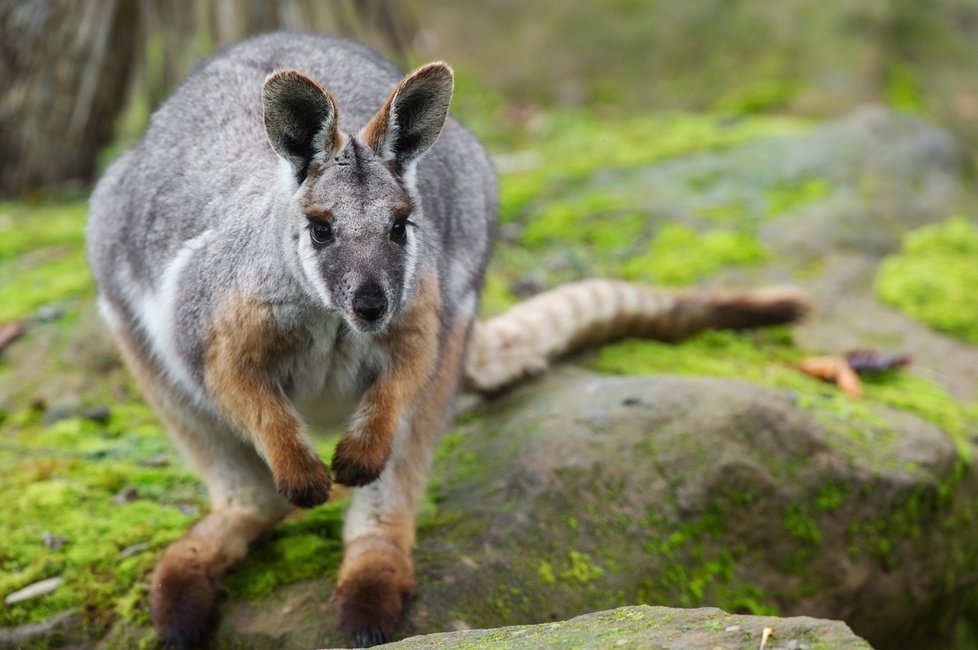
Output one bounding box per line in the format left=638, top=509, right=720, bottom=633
left=798, top=356, right=863, bottom=398
left=0, top=321, right=25, bottom=354
left=845, top=349, right=911, bottom=374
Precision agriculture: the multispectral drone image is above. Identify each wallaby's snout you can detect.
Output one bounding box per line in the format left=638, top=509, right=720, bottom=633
left=352, top=282, right=388, bottom=325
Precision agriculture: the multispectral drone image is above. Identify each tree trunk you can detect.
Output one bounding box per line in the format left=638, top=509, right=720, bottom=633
left=0, top=0, right=415, bottom=198
left=0, top=0, right=139, bottom=196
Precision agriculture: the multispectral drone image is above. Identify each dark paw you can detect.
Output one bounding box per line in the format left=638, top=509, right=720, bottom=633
left=336, top=576, right=411, bottom=647
left=151, top=562, right=216, bottom=649
left=331, top=439, right=388, bottom=487
left=353, top=627, right=391, bottom=648
left=276, top=457, right=332, bottom=508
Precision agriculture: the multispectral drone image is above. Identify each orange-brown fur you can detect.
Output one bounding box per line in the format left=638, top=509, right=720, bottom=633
left=108, top=314, right=288, bottom=647
left=332, top=273, right=443, bottom=486
left=335, top=317, right=471, bottom=645
left=204, top=297, right=332, bottom=507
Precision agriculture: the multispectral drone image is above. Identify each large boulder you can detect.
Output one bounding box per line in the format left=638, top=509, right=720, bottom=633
left=191, top=370, right=975, bottom=650
left=366, top=605, right=871, bottom=650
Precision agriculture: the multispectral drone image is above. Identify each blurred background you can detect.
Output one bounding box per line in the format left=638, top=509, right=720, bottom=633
left=3, top=0, right=978, bottom=196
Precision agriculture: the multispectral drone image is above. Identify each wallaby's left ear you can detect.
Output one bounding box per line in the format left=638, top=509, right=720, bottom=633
left=361, top=62, right=454, bottom=173
left=263, top=70, right=341, bottom=185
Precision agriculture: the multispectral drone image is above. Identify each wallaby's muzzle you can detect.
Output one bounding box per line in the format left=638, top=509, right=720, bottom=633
left=352, top=282, right=388, bottom=325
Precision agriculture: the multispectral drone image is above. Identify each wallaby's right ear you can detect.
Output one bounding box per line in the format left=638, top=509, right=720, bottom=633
left=361, top=62, right=454, bottom=175
left=262, top=70, right=341, bottom=185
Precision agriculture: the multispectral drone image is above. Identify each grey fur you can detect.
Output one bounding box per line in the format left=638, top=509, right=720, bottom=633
left=88, top=32, right=497, bottom=402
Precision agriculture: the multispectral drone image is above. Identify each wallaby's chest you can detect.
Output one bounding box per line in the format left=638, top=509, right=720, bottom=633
left=281, top=311, right=387, bottom=431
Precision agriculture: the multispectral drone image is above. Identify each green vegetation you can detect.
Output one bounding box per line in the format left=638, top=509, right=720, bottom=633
left=622, top=224, right=766, bottom=286
left=0, top=200, right=92, bottom=322
left=481, top=110, right=817, bottom=317
left=876, top=216, right=978, bottom=344
left=0, top=404, right=200, bottom=628
left=496, top=111, right=809, bottom=224
left=591, top=329, right=978, bottom=456
left=223, top=502, right=345, bottom=599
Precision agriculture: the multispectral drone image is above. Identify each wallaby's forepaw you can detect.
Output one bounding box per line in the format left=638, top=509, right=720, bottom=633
left=335, top=564, right=415, bottom=647
left=151, top=547, right=217, bottom=649
left=275, top=455, right=332, bottom=508
left=332, top=436, right=391, bottom=487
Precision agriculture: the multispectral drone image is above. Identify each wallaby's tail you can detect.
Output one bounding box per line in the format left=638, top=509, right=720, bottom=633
left=464, top=279, right=810, bottom=392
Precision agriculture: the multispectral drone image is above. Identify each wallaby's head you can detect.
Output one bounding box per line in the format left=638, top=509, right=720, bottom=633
left=262, top=62, right=453, bottom=332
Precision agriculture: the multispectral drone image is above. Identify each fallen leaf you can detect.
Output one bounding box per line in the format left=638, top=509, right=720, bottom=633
left=759, top=626, right=774, bottom=650
left=798, top=356, right=863, bottom=398
left=4, top=576, right=63, bottom=605
left=845, top=349, right=911, bottom=374
left=0, top=321, right=25, bottom=354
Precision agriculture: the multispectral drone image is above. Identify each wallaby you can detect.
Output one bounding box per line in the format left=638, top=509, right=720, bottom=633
left=87, top=32, right=808, bottom=648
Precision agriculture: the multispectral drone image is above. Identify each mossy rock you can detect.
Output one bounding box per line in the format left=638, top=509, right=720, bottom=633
left=395, top=370, right=977, bottom=650
left=370, top=605, right=871, bottom=650
left=875, top=216, right=978, bottom=345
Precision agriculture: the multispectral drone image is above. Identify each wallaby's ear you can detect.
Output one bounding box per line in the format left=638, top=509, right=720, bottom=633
left=361, top=62, right=454, bottom=173
left=262, top=70, right=340, bottom=184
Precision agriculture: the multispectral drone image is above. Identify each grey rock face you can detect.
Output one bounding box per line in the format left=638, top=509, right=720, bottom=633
left=360, top=605, right=872, bottom=650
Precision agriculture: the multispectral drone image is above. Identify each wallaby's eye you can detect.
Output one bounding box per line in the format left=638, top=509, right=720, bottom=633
left=309, top=219, right=334, bottom=247
left=390, top=217, right=408, bottom=245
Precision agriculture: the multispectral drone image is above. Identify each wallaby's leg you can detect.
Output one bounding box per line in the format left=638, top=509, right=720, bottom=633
left=149, top=420, right=289, bottom=649
left=111, top=322, right=290, bottom=648
left=205, top=296, right=333, bottom=508
left=332, top=274, right=442, bottom=487
left=334, top=318, right=471, bottom=647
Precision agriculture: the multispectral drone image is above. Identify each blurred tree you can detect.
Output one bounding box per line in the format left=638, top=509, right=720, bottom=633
left=0, top=0, right=415, bottom=197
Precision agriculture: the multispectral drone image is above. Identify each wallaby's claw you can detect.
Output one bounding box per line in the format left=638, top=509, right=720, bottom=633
left=275, top=456, right=332, bottom=508
left=331, top=437, right=389, bottom=487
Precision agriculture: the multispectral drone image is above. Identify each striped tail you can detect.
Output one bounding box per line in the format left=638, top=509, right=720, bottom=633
left=464, top=279, right=810, bottom=392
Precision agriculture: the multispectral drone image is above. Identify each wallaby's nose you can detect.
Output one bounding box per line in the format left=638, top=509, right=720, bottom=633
left=352, top=284, right=388, bottom=323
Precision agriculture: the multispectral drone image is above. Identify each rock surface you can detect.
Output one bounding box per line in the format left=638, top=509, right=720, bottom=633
left=352, top=605, right=871, bottom=650
left=170, top=368, right=975, bottom=650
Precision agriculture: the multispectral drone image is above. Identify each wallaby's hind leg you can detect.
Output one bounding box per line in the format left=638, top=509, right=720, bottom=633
left=149, top=426, right=289, bottom=648
left=111, top=322, right=290, bottom=648
left=334, top=319, right=471, bottom=647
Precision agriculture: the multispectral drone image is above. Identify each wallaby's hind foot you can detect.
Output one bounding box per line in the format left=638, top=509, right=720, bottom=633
left=151, top=509, right=278, bottom=648
left=334, top=538, right=416, bottom=647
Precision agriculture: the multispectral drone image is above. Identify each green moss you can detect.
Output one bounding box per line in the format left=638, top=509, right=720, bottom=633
left=496, top=111, right=809, bottom=225
left=0, top=200, right=88, bottom=261
left=537, top=561, right=556, bottom=585
left=223, top=505, right=344, bottom=599
left=591, top=329, right=977, bottom=459
left=784, top=506, right=822, bottom=546
left=0, top=411, right=201, bottom=628
left=713, top=80, right=800, bottom=115
left=885, top=63, right=924, bottom=114
left=520, top=193, right=641, bottom=253
left=622, top=224, right=767, bottom=286
left=638, top=506, right=778, bottom=616
left=875, top=216, right=978, bottom=344
left=0, top=199, right=92, bottom=322
left=815, top=482, right=851, bottom=513
left=765, top=179, right=830, bottom=217
left=561, top=550, right=604, bottom=584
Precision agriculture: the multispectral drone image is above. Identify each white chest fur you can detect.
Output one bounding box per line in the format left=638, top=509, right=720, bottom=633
left=283, top=310, right=387, bottom=433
